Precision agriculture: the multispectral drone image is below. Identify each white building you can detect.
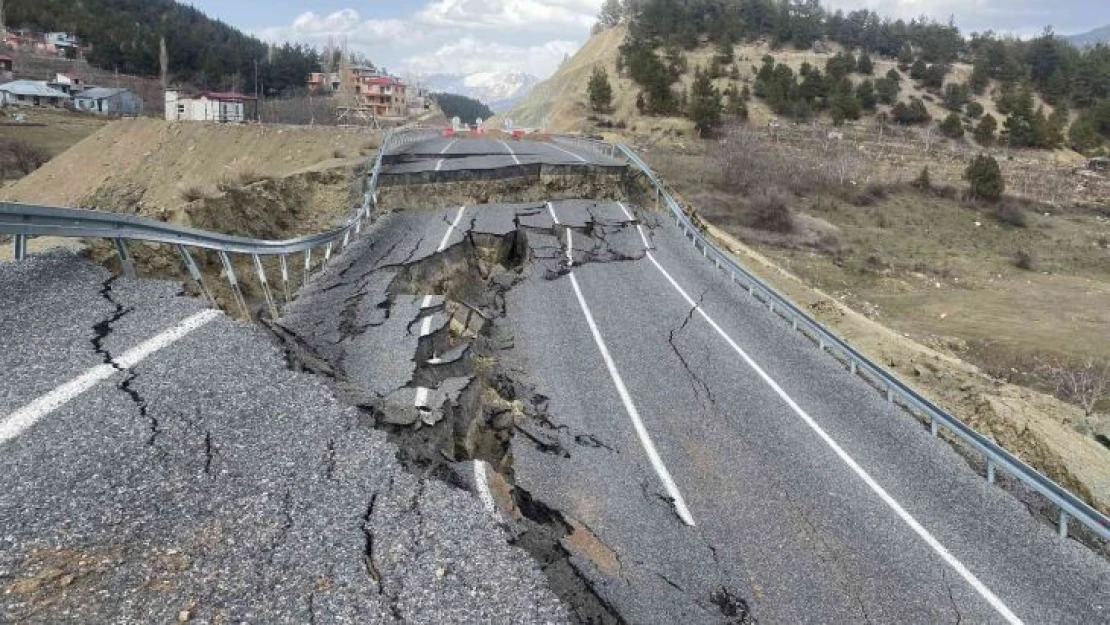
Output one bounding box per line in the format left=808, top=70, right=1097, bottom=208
left=164, top=89, right=258, bottom=123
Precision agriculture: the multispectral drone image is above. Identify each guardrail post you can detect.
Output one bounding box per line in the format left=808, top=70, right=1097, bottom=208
left=252, top=254, right=279, bottom=319
left=177, top=245, right=215, bottom=306
left=341, top=229, right=351, bottom=251
left=986, top=460, right=996, bottom=484
left=12, top=234, right=27, bottom=260
left=114, top=238, right=136, bottom=279
left=850, top=361, right=857, bottom=375
left=886, top=386, right=893, bottom=402
left=218, top=251, right=249, bottom=318
left=1058, top=509, right=1069, bottom=538
left=324, top=242, right=333, bottom=263
left=930, top=418, right=939, bottom=437
left=279, top=254, right=291, bottom=302
left=303, top=247, right=313, bottom=285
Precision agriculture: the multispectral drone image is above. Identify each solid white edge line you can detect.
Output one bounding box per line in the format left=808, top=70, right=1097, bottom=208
left=547, top=141, right=589, bottom=163
left=568, top=271, right=695, bottom=526
left=0, top=308, right=222, bottom=445
left=642, top=248, right=1022, bottom=624
left=435, top=158, right=446, bottom=172
left=436, top=205, right=467, bottom=253
left=439, top=138, right=458, bottom=155
left=498, top=140, right=522, bottom=165
left=566, top=228, right=574, bottom=267
left=474, top=460, right=499, bottom=515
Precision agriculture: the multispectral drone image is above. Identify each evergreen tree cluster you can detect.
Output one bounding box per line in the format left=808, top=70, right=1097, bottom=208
left=431, top=93, right=494, bottom=126
left=608, top=0, right=1110, bottom=150
left=6, top=0, right=324, bottom=95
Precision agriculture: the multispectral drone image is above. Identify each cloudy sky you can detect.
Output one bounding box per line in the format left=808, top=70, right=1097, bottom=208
left=185, top=1, right=1110, bottom=79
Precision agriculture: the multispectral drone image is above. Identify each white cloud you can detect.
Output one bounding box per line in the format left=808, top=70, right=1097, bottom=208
left=402, top=37, right=580, bottom=76
left=255, top=10, right=416, bottom=49
left=416, top=0, right=600, bottom=31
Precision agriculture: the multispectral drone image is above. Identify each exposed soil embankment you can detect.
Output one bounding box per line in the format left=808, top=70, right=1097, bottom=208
left=2, top=119, right=382, bottom=315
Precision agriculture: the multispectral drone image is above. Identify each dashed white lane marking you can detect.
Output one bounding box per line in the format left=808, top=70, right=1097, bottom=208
left=547, top=141, right=589, bottom=163
left=414, top=387, right=430, bottom=409
left=566, top=227, right=574, bottom=267
left=0, top=309, right=222, bottom=445
left=548, top=202, right=694, bottom=526
left=419, top=294, right=436, bottom=337
left=498, top=140, right=522, bottom=165
left=474, top=460, right=499, bottom=514
left=435, top=139, right=458, bottom=171
left=546, top=201, right=560, bottom=225
left=436, top=205, right=467, bottom=253
left=630, top=203, right=1021, bottom=624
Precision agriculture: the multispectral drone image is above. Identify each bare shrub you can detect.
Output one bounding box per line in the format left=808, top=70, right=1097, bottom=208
left=235, top=168, right=270, bottom=186
left=179, top=183, right=213, bottom=203
left=1014, top=249, right=1034, bottom=270
left=746, top=187, right=794, bottom=233
left=995, top=200, right=1027, bottom=228
left=848, top=183, right=888, bottom=206
left=1036, top=357, right=1110, bottom=416
left=0, top=138, right=51, bottom=177
left=717, top=125, right=856, bottom=196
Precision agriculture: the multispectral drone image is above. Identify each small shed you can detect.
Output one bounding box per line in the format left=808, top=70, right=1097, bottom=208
left=0, top=80, right=71, bottom=107
left=74, top=87, right=143, bottom=116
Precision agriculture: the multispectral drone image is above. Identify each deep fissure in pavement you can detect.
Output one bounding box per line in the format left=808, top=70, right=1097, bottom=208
left=268, top=203, right=756, bottom=623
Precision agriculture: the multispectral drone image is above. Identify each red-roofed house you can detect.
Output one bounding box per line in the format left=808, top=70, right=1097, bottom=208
left=164, top=89, right=258, bottom=122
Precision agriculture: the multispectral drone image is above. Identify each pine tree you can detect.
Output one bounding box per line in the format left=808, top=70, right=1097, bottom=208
left=965, top=154, right=1005, bottom=201
left=939, top=112, right=964, bottom=138
left=587, top=66, right=613, bottom=112
left=858, top=51, right=874, bottom=75
left=688, top=67, right=723, bottom=136
left=974, top=114, right=997, bottom=145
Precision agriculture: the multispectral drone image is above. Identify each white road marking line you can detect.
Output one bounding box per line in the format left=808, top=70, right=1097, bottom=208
left=617, top=201, right=652, bottom=249
left=566, top=228, right=574, bottom=267
left=436, top=205, right=467, bottom=253
left=547, top=142, right=589, bottom=163
left=435, top=139, right=458, bottom=172
left=419, top=295, right=437, bottom=337
left=474, top=460, right=499, bottom=514
left=639, top=238, right=1022, bottom=623
left=414, top=387, right=430, bottom=408
left=546, top=201, right=560, bottom=225
left=420, top=294, right=436, bottom=309
left=0, top=309, right=222, bottom=445
left=498, top=140, right=522, bottom=165
left=568, top=271, right=696, bottom=526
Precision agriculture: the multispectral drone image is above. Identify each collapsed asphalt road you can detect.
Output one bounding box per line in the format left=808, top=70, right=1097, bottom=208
left=276, top=193, right=1110, bottom=624
left=0, top=252, right=566, bottom=623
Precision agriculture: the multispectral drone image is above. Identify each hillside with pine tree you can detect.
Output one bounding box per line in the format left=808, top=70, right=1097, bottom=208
left=4, top=0, right=321, bottom=95
left=519, top=0, right=1110, bottom=154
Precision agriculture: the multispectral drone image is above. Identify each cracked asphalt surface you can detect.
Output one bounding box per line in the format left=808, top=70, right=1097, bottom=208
left=381, top=136, right=625, bottom=175
left=4, top=136, right=1110, bottom=624
left=0, top=251, right=566, bottom=623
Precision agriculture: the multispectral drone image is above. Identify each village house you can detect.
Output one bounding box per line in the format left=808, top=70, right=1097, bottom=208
left=164, top=89, right=257, bottom=123
left=0, top=80, right=70, bottom=107
left=74, top=87, right=142, bottom=116
left=51, top=73, right=85, bottom=94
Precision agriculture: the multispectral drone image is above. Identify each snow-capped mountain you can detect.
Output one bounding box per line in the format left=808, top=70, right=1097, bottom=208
left=414, top=72, right=540, bottom=112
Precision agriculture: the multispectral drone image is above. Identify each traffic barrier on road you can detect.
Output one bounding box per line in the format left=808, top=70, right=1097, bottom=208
left=0, top=126, right=434, bottom=318
left=610, top=140, right=1110, bottom=544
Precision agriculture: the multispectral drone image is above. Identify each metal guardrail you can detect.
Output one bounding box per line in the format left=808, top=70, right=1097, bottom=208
left=1, top=126, right=431, bottom=318
left=612, top=142, right=1110, bottom=543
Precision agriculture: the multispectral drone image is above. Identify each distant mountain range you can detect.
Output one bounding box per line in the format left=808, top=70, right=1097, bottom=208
left=1066, top=24, right=1110, bottom=47
left=413, top=72, right=539, bottom=112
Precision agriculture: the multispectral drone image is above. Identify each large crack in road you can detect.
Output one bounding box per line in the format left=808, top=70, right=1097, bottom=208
left=270, top=199, right=740, bottom=622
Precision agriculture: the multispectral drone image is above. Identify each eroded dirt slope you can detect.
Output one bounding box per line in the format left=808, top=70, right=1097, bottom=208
left=1, top=118, right=379, bottom=219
